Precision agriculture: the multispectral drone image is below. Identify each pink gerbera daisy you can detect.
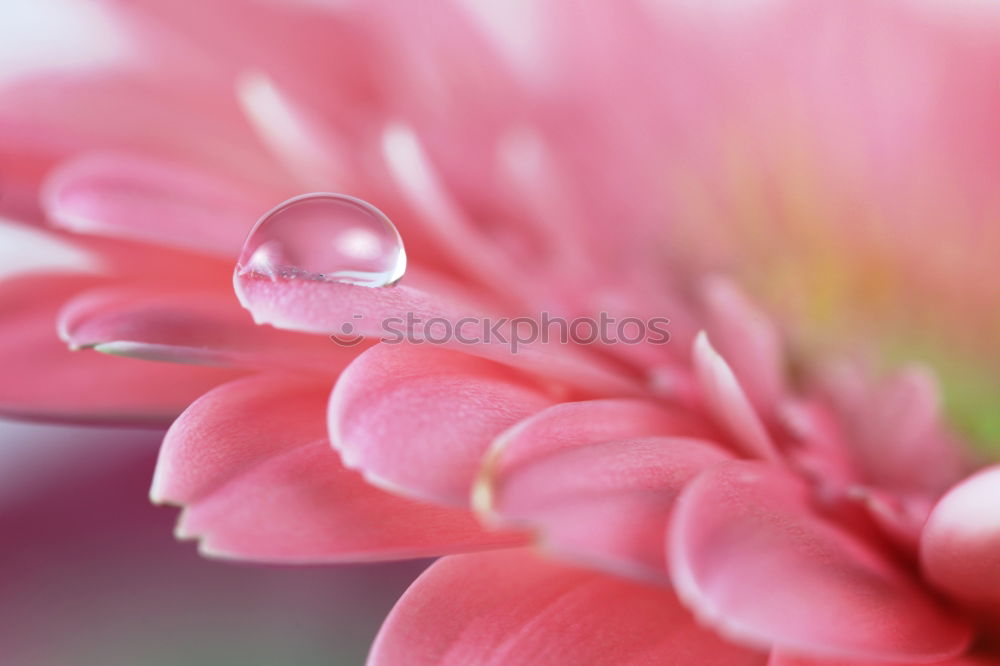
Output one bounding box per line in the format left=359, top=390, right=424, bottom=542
left=2, top=1, right=999, bottom=664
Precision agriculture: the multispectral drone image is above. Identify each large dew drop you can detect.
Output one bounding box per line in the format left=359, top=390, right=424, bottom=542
left=236, top=193, right=406, bottom=287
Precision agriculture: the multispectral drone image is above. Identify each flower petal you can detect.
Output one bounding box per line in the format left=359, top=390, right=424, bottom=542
left=701, top=276, right=785, bottom=416
left=693, top=332, right=780, bottom=461
left=154, top=374, right=523, bottom=562
left=329, top=344, right=555, bottom=506
left=668, top=461, right=971, bottom=662
left=480, top=398, right=720, bottom=473
left=920, top=464, right=1000, bottom=607
left=236, top=71, right=357, bottom=192
left=58, top=283, right=367, bottom=371
left=855, top=488, right=933, bottom=553
left=369, top=548, right=768, bottom=666
left=43, top=152, right=275, bottom=256
left=476, top=399, right=728, bottom=580
left=0, top=274, right=243, bottom=424
left=235, top=273, right=641, bottom=395
left=0, top=69, right=284, bottom=189
left=819, top=363, right=970, bottom=497
left=485, top=436, right=730, bottom=582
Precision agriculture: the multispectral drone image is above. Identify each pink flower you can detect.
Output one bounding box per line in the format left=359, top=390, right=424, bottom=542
left=2, top=1, right=999, bottom=664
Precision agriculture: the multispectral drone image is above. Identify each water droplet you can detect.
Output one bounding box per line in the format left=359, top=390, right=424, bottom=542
left=236, top=193, right=406, bottom=287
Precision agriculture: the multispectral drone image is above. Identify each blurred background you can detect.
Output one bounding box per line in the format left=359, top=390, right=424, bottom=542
left=0, top=420, right=424, bottom=666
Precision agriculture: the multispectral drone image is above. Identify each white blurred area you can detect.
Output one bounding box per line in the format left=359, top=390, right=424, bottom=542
left=0, top=0, right=131, bottom=85
left=0, top=218, right=104, bottom=280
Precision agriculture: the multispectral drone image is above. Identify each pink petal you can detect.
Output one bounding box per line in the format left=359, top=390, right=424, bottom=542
left=58, top=283, right=368, bottom=371
left=858, top=368, right=971, bottom=496
left=920, top=464, right=1000, bottom=606
left=480, top=398, right=720, bottom=473
left=236, top=72, right=358, bottom=192
left=0, top=273, right=243, bottom=424
left=776, top=398, right=858, bottom=493
left=381, top=123, right=555, bottom=311
left=693, top=332, right=781, bottom=461
left=856, top=488, right=933, bottom=553
left=154, top=374, right=523, bottom=562
left=236, top=274, right=642, bottom=395
left=668, top=461, right=971, bottom=662
left=43, top=152, right=275, bottom=256
left=370, top=548, right=768, bottom=666
left=0, top=70, right=285, bottom=189
left=0, top=146, right=49, bottom=222
left=475, top=398, right=727, bottom=580
left=701, top=276, right=785, bottom=415
left=819, top=363, right=970, bottom=497
left=329, top=344, right=555, bottom=506
left=485, top=436, right=730, bottom=582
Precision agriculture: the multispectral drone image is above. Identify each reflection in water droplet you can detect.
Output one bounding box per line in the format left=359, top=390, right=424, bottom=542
left=236, top=193, right=406, bottom=287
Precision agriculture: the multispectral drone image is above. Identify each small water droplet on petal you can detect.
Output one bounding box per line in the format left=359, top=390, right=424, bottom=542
left=236, top=193, right=406, bottom=287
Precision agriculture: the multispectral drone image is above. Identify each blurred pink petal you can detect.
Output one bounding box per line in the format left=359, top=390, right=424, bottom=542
left=820, top=363, right=972, bottom=496
left=853, top=487, right=934, bottom=552
left=701, top=276, right=786, bottom=416
left=369, top=548, right=768, bottom=666
left=693, top=332, right=780, bottom=461
left=0, top=70, right=283, bottom=189
left=43, top=152, right=277, bottom=255
left=0, top=274, right=243, bottom=424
